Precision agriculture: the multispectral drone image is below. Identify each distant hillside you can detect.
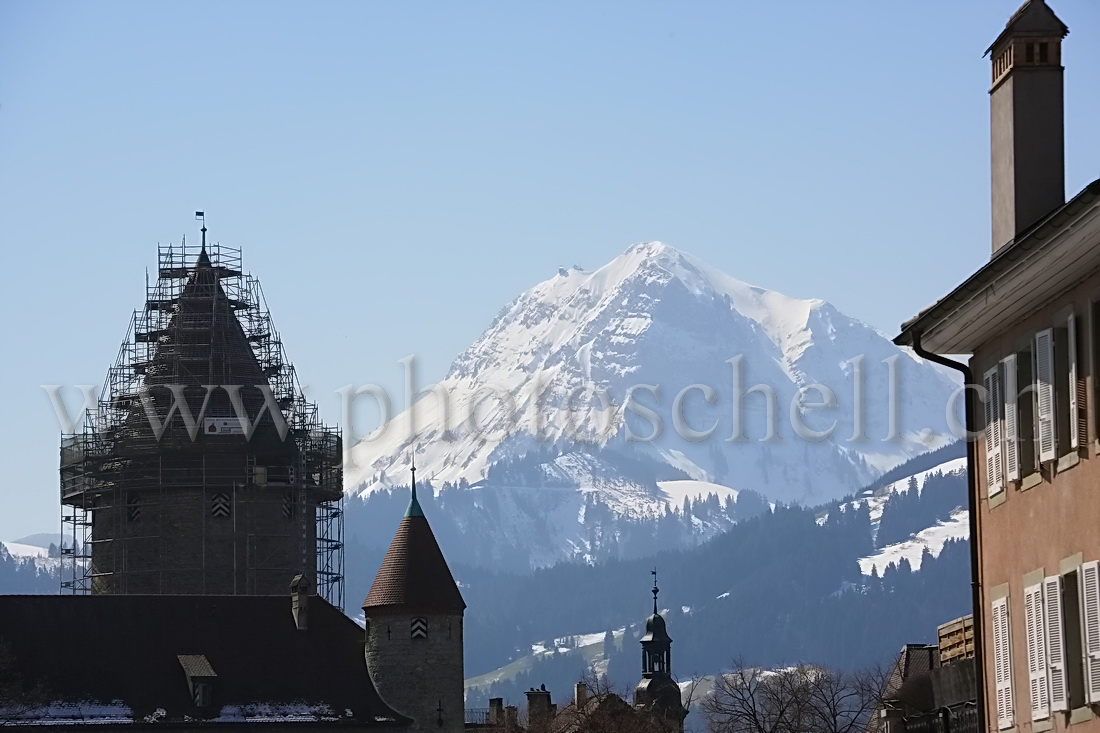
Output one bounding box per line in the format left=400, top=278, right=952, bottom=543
left=457, top=451, right=971, bottom=708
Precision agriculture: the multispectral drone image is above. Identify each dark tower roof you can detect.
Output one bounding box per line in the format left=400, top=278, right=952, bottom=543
left=362, top=476, right=465, bottom=613
left=641, top=610, right=672, bottom=644
left=640, top=570, right=672, bottom=644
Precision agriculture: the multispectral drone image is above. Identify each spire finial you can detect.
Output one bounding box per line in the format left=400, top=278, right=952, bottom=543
left=195, top=211, right=207, bottom=253
left=405, top=451, right=424, bottom=518
left=651, top=568, right=659, bottom=615
left=194, top=211, right=212, bottom=268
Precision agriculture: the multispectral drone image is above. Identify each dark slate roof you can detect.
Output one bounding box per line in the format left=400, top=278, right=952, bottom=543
left=882, top=644, right=938, bottom=713
left=0, top=594, right=408, bottom=727
left=640, top=613, right=671, bottom=644
left=362, top=508, right=465, bottom=614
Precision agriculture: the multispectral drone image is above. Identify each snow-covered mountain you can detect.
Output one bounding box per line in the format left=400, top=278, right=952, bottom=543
left=347, top=241, right=959, bottom=523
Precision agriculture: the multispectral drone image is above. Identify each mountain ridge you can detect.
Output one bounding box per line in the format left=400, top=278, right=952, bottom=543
left=347, top=241, right=959, bottom=523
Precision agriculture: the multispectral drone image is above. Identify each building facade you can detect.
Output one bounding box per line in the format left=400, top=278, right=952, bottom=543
left=897, top=3, right=1100, bottom=732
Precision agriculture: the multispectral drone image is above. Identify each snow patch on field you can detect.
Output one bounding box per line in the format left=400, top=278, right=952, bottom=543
left=2, top=541, right=48, bottom=559
left=657, top=480, right=739, bottom=506
left=858, top=509, right=969, bottom=576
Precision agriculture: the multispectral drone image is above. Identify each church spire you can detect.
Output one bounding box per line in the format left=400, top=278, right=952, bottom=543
left=406, top=456, right=425, bottom=518
left=363, top=454, right=464, bottom=613
left=634, top=570, right=686, bottom=731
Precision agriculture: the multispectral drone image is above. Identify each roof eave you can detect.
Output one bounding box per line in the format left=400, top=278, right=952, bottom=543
left=895, top=179, right=1100, bottom=353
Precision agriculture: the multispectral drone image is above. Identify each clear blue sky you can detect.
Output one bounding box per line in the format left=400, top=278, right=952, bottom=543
left=2, top=1, right=1099, bottom=540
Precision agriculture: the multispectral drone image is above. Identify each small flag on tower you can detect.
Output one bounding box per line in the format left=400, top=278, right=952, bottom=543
left=195, top=211, right=204, bottom=219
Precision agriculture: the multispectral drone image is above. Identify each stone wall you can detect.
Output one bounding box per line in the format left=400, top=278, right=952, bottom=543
left=364, top=610, right=464, bottom=733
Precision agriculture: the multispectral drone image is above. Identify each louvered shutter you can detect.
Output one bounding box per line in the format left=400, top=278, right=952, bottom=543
left=1025, top=583, right=1050, bottom=720
left=993, top=596, right=1015, bottom=729
left=1035, top=329, right=1056, bottom=463
left=985, top=367, right=1004, bottom=496
left=1069, top=314, right=1081, bottom=449
left=1081, top=561, right=1100, bottom=704
left=1003, top=355, right=1020, bottom=482
left=1044, top=575, right=1068, bottom=712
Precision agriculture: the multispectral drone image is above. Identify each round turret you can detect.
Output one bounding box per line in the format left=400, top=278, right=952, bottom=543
left=362, top=476, right=465, bottom=733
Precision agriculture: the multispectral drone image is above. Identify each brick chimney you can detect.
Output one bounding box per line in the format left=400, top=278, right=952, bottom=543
left=575, top=681, right=588, bottom=707
left=489, top=698, right=504, bottom=725
left=988, top=0, right=1069, bottom=251
left=525, top=685, right=553, bottom=733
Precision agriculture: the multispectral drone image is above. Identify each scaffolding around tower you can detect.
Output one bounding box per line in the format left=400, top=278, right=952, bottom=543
left=60, top=238, right=344, bottom=606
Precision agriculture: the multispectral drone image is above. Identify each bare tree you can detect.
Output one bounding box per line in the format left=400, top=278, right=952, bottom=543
left=803, top=663, right=888, bottom=733
left=699, top=659, right=887, bottom=733
left=551, top=669, right=664, bottom=733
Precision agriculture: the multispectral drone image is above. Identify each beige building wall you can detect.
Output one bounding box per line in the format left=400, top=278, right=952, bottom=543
left=972, top=272, right=1100, bottom=732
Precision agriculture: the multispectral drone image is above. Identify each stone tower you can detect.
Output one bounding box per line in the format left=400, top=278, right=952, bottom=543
left=634, top=573, right=687, bottom=733
left=363, top=472, right=466, bottom=733
left=988, top=0, right=1068, bottom=251
left=59, top=218, right=343, bottom=600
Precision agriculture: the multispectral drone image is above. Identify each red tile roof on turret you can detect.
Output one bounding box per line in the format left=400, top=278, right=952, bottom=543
left=362, top=486, right=465, bottom=613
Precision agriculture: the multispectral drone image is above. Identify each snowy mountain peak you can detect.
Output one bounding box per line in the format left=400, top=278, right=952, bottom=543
left=347, top=241, right=959, bottom=530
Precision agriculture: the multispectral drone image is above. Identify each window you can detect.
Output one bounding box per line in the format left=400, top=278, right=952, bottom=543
left=1082, top=562, right=1100, bottom=704
left=985, top=365, right=1005, bottom=496
left=1039, top=42, right=1049, bottom=64
left=1016, top=347, right=1037, bottom=476
left=1020, top=570, right=1100, bottom=720
left=1044, top=576, right=1069, bottom=713
left=1002, top=356, right=1020, bottom=482
left=411, top=617, right=428, bottom=639
left=211, top=492, right=231, bottom=518
left=992, top=596, right=1015, bottom=729
left=1024, top=582, right=1050, bottom=720
left=1035, top=329, right=1057, bottom=463
left=1049, top=314, right=1084, bottom=459
left=1063, top=568, right=1087, bottom=708
left=126, top=493, right=141, bottom=522
left=1048, top=563, right=1100, bottom=710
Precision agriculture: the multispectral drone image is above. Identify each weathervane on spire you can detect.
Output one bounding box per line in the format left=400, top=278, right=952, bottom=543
left=651, top=568, right=659, bottom=614
left=195, top=211, right=207, bottom=253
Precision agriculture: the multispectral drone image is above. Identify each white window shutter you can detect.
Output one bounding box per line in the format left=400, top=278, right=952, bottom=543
left=1025, top=582, right=1050, bottom=720
left=993, top=596, right=1015, bottom=729
left=1068, top=313, right=1080, bottom=449
left=1081, top=560, right=1100, bottom=704
left=1003, top=355, right=1020, bottom=481
left=985, top=367, right=1004, bottom=496
left=1035, top=329, right=1056, bottom=463
left=1045, top=575, right=1068, bottom=712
